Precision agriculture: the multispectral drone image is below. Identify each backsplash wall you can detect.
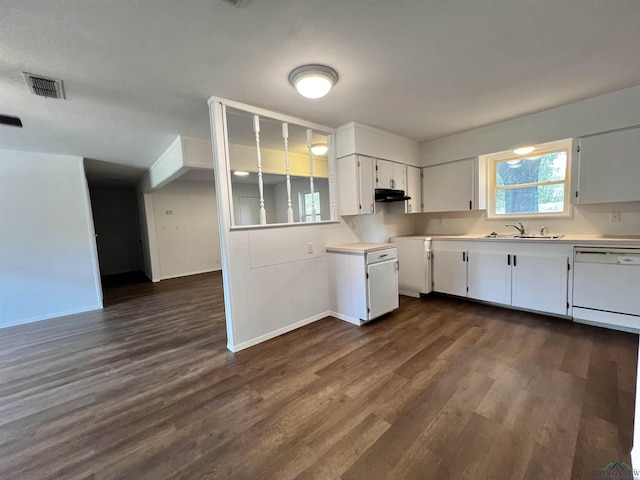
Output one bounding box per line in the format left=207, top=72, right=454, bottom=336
left=345, top=208, right=416, bottom=243
left=414, top=203, right=640, bottom=237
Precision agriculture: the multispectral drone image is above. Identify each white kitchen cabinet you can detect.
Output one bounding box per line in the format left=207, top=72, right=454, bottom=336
left=422, top=158, right=477, bottom=212
left=367, top=258, right=400, bottom=319
left=405, top=165, right=422, bottom=213
left=432, top=247, right=468, bottom=297
left=337, top=154, right=375, bottom=216
left=376, top=159, right=406, bottom=191
left=572, top=126, right=640, bottom=204
left=511, top=254, right=568, bottom=316
left=467, top=252, right=511, bottom=305
left=336, top=122, right=420, bottom=165
left=327, top=244, right=399, bottom=325
left=433, top=240, right=570, bottom=317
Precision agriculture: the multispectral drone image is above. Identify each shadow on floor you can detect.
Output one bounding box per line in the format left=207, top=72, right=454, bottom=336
left=101, top=271, right=150, bottom=289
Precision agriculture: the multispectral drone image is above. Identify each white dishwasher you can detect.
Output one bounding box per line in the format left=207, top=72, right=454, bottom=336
left=327, top=243, right=399, bottom=325
left=573, top=247, right=640, bottom=331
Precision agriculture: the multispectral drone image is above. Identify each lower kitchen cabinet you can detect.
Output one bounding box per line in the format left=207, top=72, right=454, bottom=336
left=432, top=240, right=571, bottom=317
left=467, top=252, right=511, bottom=305
left=432, top=247, right=468, bottom=297
left=511, top=254, right=569, bottom=316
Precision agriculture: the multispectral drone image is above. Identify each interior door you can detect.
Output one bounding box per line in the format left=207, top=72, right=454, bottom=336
left=367, top=260, right=399, bottom=320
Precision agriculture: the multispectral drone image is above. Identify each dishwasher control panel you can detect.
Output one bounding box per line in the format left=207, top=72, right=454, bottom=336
left=575, top=247, right=640, bottom=265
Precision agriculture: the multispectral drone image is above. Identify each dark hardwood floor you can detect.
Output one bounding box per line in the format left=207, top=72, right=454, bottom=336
left=0, top=272, right=636, bottom=479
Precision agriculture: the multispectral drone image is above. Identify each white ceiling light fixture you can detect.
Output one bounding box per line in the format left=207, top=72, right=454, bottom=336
left=233, top=170, right=250, bottom=176
left=513, top=146, right=535, bottom=155
left=310, top=143, right=328, bottom=156
left=289, top=65, right=338, bottom=99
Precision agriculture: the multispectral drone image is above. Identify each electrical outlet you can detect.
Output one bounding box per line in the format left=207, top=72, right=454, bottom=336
left=610, top=211, right=621, bottom=222
left=351, top=219, right=357, bottom=229
left=165, top=210, right=173, bottom=215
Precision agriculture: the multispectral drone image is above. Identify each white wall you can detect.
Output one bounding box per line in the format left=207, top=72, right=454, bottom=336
left=0, top=150, right=102, bottom=328
left=414, top=204, right=640, bottom=237
left=344, top=208, right=416, bottom=243
left=151, top=179, right=221, bottom=280
left=89, top=187, right=143, bottom=275
left=417, top=85, right=640, bottom=237
left=231, top=182, right=276, bottom=225
left=421, top=85, right=640, bottom=166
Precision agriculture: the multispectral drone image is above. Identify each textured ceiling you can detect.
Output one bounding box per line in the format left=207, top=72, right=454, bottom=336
left=1, top=0, right=639, bottom=184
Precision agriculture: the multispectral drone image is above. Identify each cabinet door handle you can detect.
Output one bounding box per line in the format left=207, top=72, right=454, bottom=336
left=507, top=254, right=511, bottom=266
left=513, top=255, right=517, bottom=267
left=462, top=252, right=466, bottom=262
left=469, top=200, right=472, bottom=210
left=370, top=204, right=374, bottom=213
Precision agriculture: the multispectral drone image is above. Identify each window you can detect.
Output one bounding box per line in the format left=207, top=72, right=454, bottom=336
left=487, top=139, right=571, bottom=218
left=300, top=191, right=321, bottom=222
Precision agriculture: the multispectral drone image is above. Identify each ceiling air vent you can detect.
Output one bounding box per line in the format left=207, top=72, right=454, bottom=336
left=0, top=114, right=23, bottom=128
left=220, top=0, right=249, bottom=7
left=23, top=72, right=65, bottom=99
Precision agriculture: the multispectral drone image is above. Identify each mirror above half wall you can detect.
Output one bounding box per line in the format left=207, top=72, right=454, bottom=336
left=223, top=106, right=334, bottom=227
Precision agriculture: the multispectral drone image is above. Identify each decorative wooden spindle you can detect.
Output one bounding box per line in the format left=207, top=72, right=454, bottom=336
left=282, top=123, right=294, bottom=223
left=253, top=115, right=267, bottom=225
left=307, top=128, right=316, bottom=222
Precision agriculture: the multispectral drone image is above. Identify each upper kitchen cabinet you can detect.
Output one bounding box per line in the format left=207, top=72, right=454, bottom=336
left=337, top=154, right=375, bottom=216
left=376, top=159, right=406, bottom=191
left=422, top=158, right=479, bottom=212
left=572, top=125, right=640, bottom=204
left=405, top=165, right=422, bottom=214
left=336, top=122, right=420, bottom=165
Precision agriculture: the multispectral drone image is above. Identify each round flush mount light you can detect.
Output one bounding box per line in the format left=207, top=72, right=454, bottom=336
left=513, top=146, right=535, bottom=155
left=289, top=64, right=338, bottom=99
left=310, top=143, right=328, bottom=156
left=233, top=170, right=250, bottom=176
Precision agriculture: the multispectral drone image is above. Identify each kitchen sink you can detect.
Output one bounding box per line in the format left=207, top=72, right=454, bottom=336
left=483, top=233, right=564, bottom=240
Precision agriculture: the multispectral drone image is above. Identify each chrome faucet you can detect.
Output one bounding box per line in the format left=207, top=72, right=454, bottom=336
left=540, top=226, right=548, bottom=236
left=505, top=222, right=525, bottom=236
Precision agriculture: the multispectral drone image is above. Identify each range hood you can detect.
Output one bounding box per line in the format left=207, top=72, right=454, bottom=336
left=375, top=188, right=411, bottom=202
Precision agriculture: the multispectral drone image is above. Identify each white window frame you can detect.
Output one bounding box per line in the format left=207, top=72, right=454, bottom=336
left=486, top=139, right=572, bottom=219
left=299, top=190, right=321, bottom=223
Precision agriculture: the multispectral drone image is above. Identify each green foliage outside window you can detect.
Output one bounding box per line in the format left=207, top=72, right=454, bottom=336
left=494, top=152, right=567, bottom=215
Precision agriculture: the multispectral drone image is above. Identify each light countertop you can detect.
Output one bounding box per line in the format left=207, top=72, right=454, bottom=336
left=421, top=234, right=640, bottom=246
left=326, top=242, right=396, bottom=254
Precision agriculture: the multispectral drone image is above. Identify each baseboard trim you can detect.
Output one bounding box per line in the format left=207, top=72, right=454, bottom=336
left=160, top=267, right=222, bottom=281
left=0, top=304, right=103, bottom=330
left=327, top=311, right=363, bottom=326
left=227, top=311, right=330, bottom=352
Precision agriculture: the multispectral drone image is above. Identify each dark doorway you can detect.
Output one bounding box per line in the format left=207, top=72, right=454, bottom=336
left=88, top=186, right=148, bottom=288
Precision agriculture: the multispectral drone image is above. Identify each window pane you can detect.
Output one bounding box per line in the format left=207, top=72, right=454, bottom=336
left=495, top=184, right=565, bottom=215
left=496, top=151, right=567, bottom=187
